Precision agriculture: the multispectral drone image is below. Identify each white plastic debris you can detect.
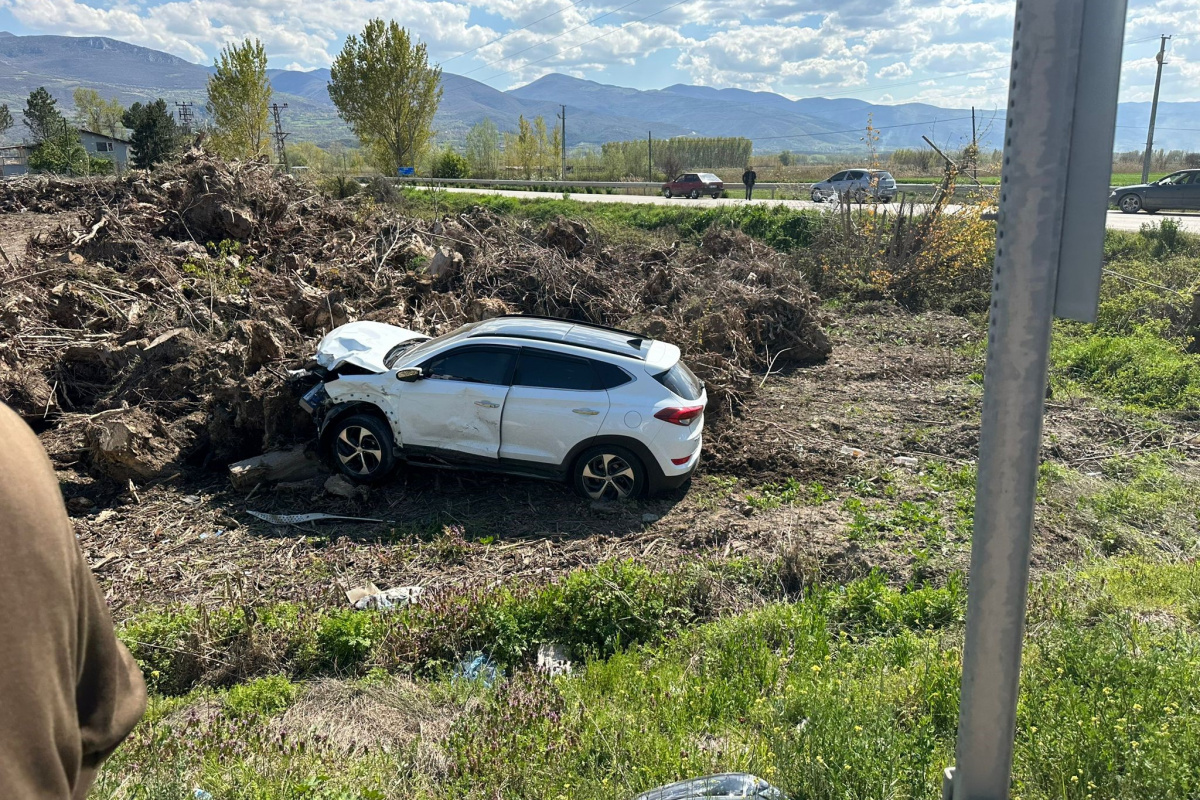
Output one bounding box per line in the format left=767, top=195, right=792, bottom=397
left=346, top=582, right=423, bottom=610
left=839, top=445, right=866, bottom=458
left=247, top=510, right=384, bottom=525
left=537, top=643, right=573, bottom=676
left=892, top=455, right=919, bottom=468
left=633, top=773, right=786, bottom=800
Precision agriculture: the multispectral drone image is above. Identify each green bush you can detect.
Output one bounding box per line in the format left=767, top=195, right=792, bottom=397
left=1053, top=325, right=1200, bottom=411
left=224, top=675, right=298, bottom=718
left=316, top=611, right=385, bottom=670
left=432, top=148, right=470, bottom=179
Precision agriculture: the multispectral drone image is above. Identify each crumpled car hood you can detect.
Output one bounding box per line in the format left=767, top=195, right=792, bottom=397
left=314, top=321, right=428, bottom=373
left=633, top=773, right=785, bottom=800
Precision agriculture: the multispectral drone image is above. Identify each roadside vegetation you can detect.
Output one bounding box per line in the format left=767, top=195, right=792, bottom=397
left=85, top=196, right=1200, bottom=799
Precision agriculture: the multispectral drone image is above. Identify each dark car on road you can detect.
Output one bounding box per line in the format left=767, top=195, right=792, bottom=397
left=1111, top=169, right=1200, bottom=214
left=662, top=173, right=723, bottom=199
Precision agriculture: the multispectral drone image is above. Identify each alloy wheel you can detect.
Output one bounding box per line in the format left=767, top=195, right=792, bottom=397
left=580, top=452, right=637, bottom=501
left=335, top=425, right=383, bottom=475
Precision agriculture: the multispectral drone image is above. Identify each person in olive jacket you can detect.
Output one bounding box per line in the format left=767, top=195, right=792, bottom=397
left=0, top=402, right=147, bottom=799
left=742, top=166, right=757, bottom=200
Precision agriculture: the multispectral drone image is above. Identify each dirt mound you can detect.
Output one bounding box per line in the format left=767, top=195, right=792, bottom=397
left=1, top=156, right=830, bottom=482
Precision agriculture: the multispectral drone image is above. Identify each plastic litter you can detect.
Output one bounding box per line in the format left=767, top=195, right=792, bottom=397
left=453, top=653, right=500, bottom=688
left=537, top=642, right=572, bottom=676
left=346, top=582, right=423, bottom=610
left=247, top=510, right=384, bottom=525
left=633, top=773, right=786, bottom=800
left=892, top=456, right=919, bottom=468
left=839, top=445, right=866, bottom=458
left=193, top=790, right=214, bottom=800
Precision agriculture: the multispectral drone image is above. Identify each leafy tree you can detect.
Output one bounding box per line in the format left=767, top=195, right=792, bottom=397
left=465, top=118, right=501, bottom=178
left=206, top=38, right=271, bottom=160
left=329, top=19, right=442, bottom=175
left=27, top=117, right=88, bottom=175
left=432, top=147, right=469, bottom=178
left=123, top=99, right=181, bottom=168
left=0, top=104, right=11, bottom=138
left=778, top=150, right=792, bottom=167
left=504, top=115, right=539, bottom=179
left=654, top=145, right=683, bottom=180
left=23, top=87, right=64, bottom=144
left=73, top=88, right=126, bottom=138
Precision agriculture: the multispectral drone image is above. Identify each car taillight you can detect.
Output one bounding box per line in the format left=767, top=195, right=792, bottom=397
left=671, top=455, right=693, bottom=465
left=654, top=406, right=704, bottom=426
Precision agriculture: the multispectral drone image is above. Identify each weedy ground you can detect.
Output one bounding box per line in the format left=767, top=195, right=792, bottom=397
left=5, top=189, right=1198, bottom=800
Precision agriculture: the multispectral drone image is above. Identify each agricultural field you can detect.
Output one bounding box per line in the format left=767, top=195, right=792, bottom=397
left=0, top=161, right=1198, bottom=799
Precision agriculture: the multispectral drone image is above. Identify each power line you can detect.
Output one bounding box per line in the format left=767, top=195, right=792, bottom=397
left=745, top=116, right=978, bottom=143
left=441, top=0, right=595, bottom=64
left=457, top=0, right=644, bottom=78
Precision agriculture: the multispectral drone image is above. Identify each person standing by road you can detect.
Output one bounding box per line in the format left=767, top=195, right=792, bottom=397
left=742, top=166, right=757, bottom=200
left=0, top=402, right=146, bottom=799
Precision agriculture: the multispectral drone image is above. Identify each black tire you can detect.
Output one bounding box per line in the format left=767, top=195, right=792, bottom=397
left=711, top=192, right=720, bottom=199
left=811, top=189, right=821, bottom=202
left=573, top=445, right=646, bottom=501
left=1118, top=193, right=1142, bottom=214
left=327, top=413, right=395, bottom=483
left=663, top=188, right=672, bottom=198
left=689, top=189, right=700, bottom=199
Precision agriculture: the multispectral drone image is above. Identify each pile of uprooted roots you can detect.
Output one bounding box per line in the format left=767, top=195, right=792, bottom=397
left=0, top=150, right=830, bottom=482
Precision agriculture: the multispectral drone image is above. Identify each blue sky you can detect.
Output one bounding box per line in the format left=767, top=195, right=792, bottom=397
left=0, top=0, right=1197, bottom=106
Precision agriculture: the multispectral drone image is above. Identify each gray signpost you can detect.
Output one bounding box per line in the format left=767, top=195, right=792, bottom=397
left=943, top=1, right=1127, bottom=798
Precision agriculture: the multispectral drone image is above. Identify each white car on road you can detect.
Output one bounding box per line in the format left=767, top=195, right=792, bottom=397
left=296, top=315, right=706, bottom=500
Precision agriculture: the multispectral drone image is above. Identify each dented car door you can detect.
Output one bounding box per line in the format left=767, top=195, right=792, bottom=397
left=399, top=345, right=516, bottom=461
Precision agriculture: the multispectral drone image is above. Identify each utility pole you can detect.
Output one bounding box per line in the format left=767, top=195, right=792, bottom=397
left=943, top=1, right=1126, bottom=798
left=558, top=104, right=566, bottom=181
left=1142, top=34, right=1171, bottom=184
left=174, top=102, right=194, bottom=133
left=270, top=103, right=290, bottom=170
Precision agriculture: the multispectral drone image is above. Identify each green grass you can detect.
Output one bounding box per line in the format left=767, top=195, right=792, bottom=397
left=1052, top=326, right=1200, bottom=412
left=94, top=559, right=1200, bottom=800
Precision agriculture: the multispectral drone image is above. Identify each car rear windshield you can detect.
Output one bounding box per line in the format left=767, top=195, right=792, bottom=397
left=698, top=173, right=721, bottom=182
left=871, top=171, right=895, bottom=180
left=653, top=361, right=703, bottom=401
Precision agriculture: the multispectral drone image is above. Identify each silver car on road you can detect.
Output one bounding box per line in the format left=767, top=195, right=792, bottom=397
left=811, top=168, right=897, bottom=203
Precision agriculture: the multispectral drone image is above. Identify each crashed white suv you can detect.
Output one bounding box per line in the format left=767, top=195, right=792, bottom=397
left=296, top=315, right=707, bottom=500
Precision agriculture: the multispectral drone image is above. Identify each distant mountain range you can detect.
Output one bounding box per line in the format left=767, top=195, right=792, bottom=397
left=1, top=31, right=1198, bottom=154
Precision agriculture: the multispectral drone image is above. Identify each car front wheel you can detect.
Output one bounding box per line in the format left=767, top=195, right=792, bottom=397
left=663, top=188, right=672, bottom=198
left=328, top=413, right=395, bottom=483
left=574, top=445, right=646, bottom=501
left=1118, top=194, right=1142, bottom=214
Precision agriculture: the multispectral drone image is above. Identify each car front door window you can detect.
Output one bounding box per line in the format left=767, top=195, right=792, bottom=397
left=425, top=348, right=516, bottom=385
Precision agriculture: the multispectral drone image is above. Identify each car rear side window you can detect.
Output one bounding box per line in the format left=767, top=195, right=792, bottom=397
left=513, top=350, right=597, bottom=390
left=829, top=171, right=847, bottom=181
left=653, top=362, right=703, bottom=400
left=592, top=360, right=633, bottom=389
left=424, top=347, right=516, bottom=385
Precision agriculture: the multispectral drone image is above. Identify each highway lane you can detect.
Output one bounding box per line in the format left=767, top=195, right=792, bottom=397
left=410, top=185, right=1200, bottom=233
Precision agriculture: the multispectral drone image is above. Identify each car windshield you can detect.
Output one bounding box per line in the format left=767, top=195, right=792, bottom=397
left=384, top=322, right=480, bottom=368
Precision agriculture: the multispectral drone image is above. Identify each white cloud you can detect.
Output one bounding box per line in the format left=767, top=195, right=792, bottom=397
left=875, top=61, right=911, bottom=79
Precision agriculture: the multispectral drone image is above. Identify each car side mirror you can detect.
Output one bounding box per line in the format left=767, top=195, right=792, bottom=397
left=396, top=367, right=424, bottom=382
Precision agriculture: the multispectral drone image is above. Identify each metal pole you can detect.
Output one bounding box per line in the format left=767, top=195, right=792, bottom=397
left=560, top=105, right=567, bottom=181
left=950, top=0, right=1125, bottom=798
left=1142, top=35, right=1170, bottom=184
left=648, top=131, right=653, bottom=184
left=971, top=107, right=977, bottom=182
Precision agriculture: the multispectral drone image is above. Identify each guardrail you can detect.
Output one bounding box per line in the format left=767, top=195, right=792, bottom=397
left=389, top=176, right=967, bottom=200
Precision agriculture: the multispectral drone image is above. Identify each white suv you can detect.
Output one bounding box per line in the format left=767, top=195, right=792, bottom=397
left=296, top=316, right=707, bottom=500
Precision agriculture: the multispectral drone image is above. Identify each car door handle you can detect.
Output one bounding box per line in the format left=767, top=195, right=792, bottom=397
left=572, top=408, right=600, bottom=416
left=475, top=400, right=500, bottom=409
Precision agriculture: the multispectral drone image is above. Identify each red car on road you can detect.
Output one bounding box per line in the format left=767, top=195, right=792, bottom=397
left=662, top=172, right=724, bottom=199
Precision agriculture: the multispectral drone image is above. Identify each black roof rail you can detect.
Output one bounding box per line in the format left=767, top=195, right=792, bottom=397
left=466, top=331, right=648, bottom=361
left=490, top=313, right=649, bottom=342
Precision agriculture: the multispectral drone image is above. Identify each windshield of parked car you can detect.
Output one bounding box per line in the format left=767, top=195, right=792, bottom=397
left=384, top=322, right=480, bottom=368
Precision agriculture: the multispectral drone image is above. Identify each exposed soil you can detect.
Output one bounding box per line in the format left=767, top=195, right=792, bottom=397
left=2, top=164, right=1198, bottom=618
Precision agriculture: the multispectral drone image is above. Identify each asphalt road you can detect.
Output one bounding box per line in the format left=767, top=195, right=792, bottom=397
left=413, top=185, right=1200, bottom=233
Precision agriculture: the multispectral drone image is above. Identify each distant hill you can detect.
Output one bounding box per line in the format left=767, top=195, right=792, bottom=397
left=0, top=32, right=1197, bottom=154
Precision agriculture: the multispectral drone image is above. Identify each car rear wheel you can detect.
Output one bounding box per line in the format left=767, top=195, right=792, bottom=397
left=689, top=189, right=700, bottom=199
left=328, top=413, right=395, bottom=483
left=1118, top=194, right=1142, bottom=214
left=663, top=188, right=672, bottom=198
left=711, top=192, right=720, bottom=199
left=573, top=445, right=646, bottom=501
